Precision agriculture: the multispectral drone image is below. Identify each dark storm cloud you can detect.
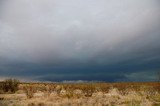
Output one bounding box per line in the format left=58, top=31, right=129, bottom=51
left=0, top=0, right=160, bottom=82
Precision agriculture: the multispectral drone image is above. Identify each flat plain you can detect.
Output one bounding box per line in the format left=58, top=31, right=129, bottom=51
left=0, top=80, right=160, bottom=106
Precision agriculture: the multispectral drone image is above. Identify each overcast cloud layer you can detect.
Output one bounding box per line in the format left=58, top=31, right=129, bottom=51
left=0, top=0, right=160, bottom=82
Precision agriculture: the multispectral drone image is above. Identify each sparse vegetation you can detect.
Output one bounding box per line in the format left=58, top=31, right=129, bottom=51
left=24, top=85, right=36, bottom=99
left=0, top=79, right=19, bottom=93
left=0, top=80, right=160, bottom=106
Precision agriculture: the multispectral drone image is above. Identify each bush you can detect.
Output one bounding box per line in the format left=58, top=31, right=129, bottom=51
left=2, top=79, right=20, bottom=93
left=24, top=85, right=36, bottom=99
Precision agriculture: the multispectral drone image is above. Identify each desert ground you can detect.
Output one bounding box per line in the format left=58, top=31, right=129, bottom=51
left=0, top=79, right=160, bottom=106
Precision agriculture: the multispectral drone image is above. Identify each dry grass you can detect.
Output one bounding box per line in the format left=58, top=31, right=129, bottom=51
left=0, top=82, right=160, bottom=106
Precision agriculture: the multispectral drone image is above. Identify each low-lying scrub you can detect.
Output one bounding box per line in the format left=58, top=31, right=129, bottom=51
left=0, top=79, right=19, bottom=93
left=0, top=80, right=160, bottom=106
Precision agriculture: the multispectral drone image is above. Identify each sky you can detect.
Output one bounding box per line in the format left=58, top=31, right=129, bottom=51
left=0, top=0, right=160, bottom=82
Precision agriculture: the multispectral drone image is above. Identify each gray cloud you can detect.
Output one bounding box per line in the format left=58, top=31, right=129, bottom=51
left=0, top=0, right=160, bottom=82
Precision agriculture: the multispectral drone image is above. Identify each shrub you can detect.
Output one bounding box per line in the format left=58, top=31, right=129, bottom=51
left=24, top=85, right=36, bottom=99
left=2, top=79, right=20, bottom=93
left=79, top=84, right=96, bottom=97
